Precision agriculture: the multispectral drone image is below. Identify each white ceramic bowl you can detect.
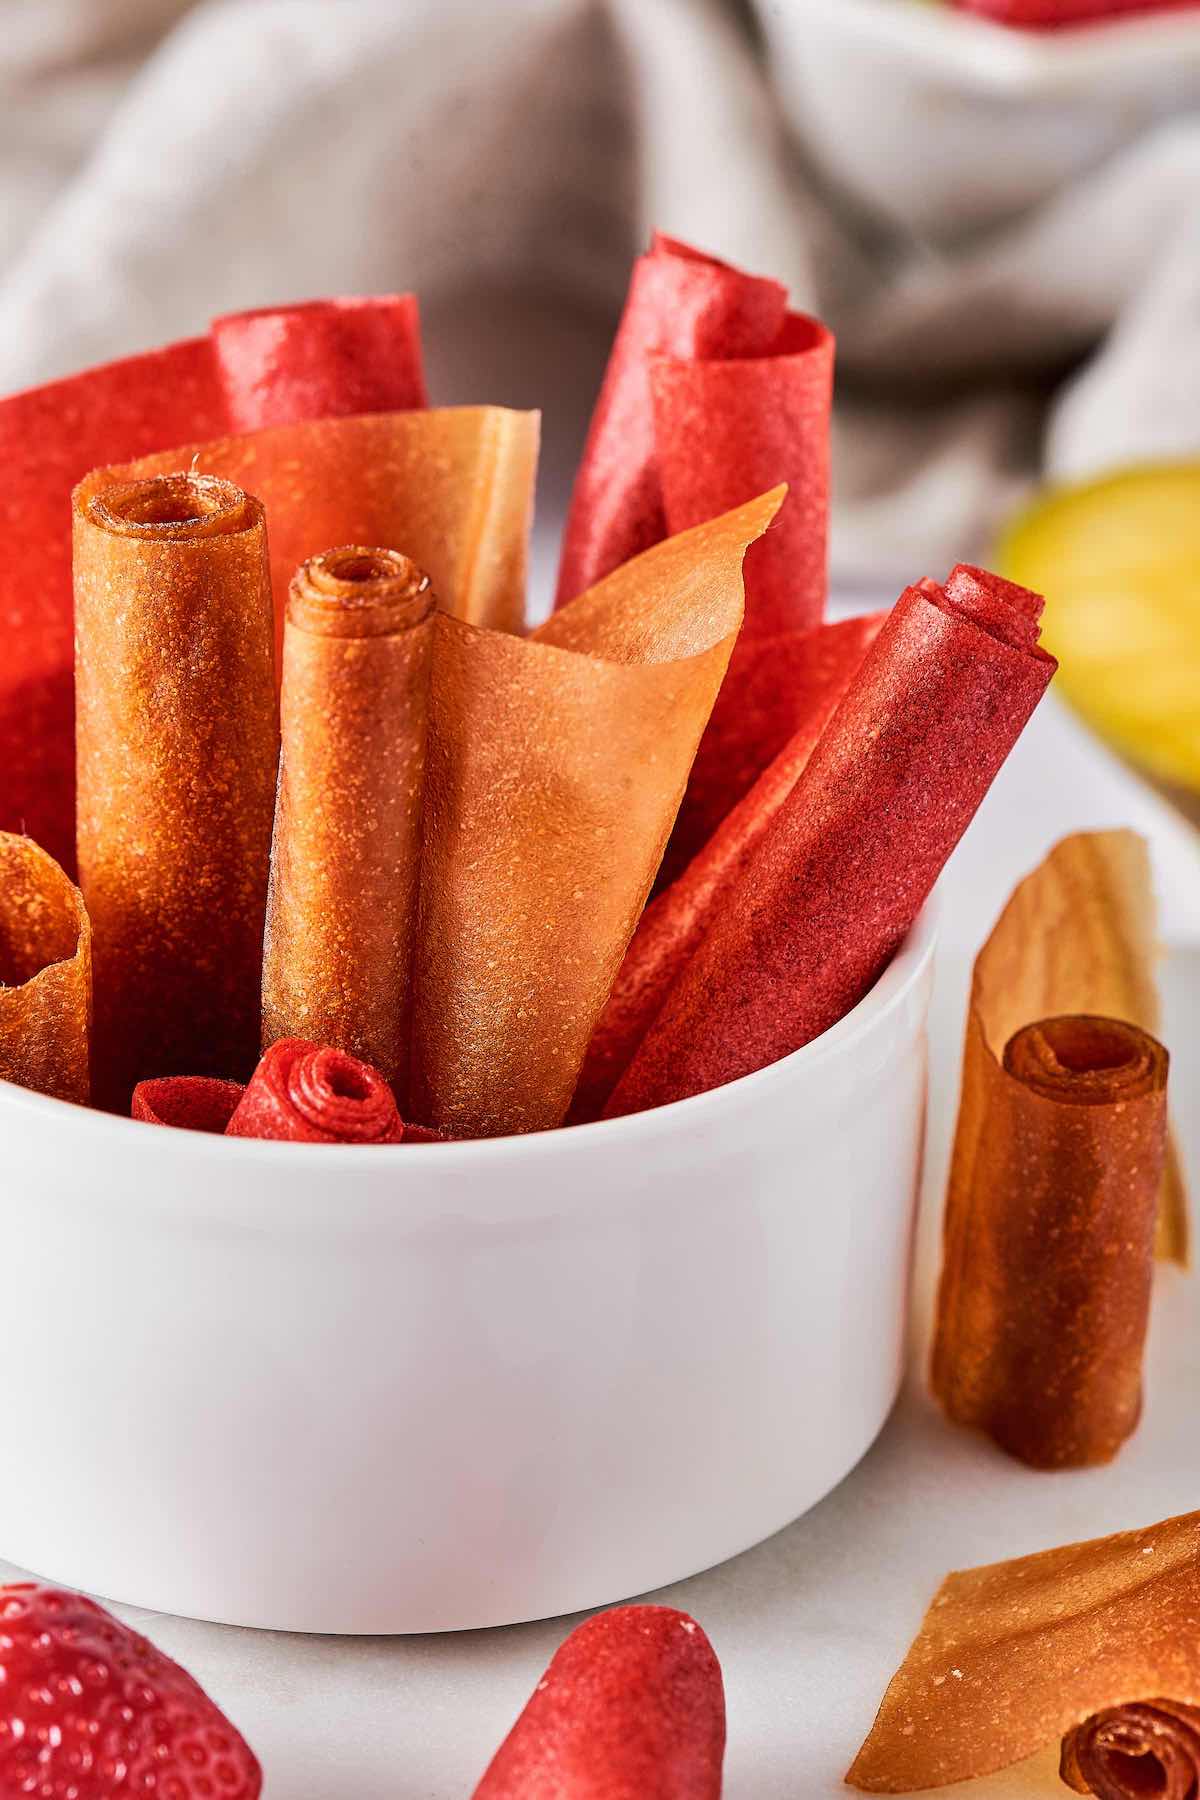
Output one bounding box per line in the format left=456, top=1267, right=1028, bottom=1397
left=0, top=901, right=936, bottom=1634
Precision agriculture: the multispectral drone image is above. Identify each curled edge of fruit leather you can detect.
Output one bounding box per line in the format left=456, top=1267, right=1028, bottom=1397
left=409, top=489, right=782, bottom=1141
left=131, top=1076, right=246, bottom=1134
left=0, top=831, right=91, bottom=1105
left=846, top=1509, right=1200, bottom=1795
left=261, top=547, right=436, bottom=1097
left=471, top=1606, right=725, bottom=1800
left=934, top=1011, right=1168, bottom=1467
left=86, top=405, right=539, bottom=644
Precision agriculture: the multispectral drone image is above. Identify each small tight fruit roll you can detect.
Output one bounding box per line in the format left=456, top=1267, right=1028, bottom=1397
left=847, top=1509, right=1200, bottom=1795
left=0, top=831, right=91, bottom=1104
left=226, top=1038, right=404, bottom=1143
left=935, top=1014, right=1168, bottom=1469
left=262, top=548, right=435, bottom=1095
left=131, top=1076, right=245, bottom=1133
left=472, top=1606, right=725, bottom=1799
left=606, top=569, right=1055, bottom=1115
left=952, top=0, right=1199, bottom=26
left=73, top=471, right=278, bottom=1109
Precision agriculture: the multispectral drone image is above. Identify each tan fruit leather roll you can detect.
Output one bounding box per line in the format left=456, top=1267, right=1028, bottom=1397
left=262, top=548, right=435, bottom=1095
left=934, top=1012, right=1168, bottom=1468
left=847, top=1509, right=1200, bottom=1795
left=0, top=832, right=91, bottom=1103
left=933, top=829, right=1187, bottom=1298
left=85, top=406, right=539, bottom=642
left=74, top=472, right=277, bottom=1108
left=410, top=489, right=783, bottom=1139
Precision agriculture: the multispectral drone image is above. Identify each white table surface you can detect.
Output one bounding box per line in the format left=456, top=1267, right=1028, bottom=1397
left=5, top=656, right=1198, bottom=1798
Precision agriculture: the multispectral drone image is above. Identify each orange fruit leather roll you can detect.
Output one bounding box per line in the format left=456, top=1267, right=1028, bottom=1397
left=0, top=832, right=91, bottom=1104
left=408, top=489, right=783, bottom=1140
left=73, top=472, right=278, bottom=1110
left=847, top=1509, right=1200, bottom=1796
left=261, top=548, right=436, bottom=1096
left=92, top=407, right=539, bottom=646
left=934, top=1013, right=1168, bottom=1469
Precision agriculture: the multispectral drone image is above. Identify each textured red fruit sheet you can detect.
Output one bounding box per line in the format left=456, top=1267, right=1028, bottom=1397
left=132, top=1076, right=247, bottom=1133
left=951, top=0, right=1199, bottom=24
left=659, top=611, right=885, bottom=894
left=574, top=617, right=886, bottom=1120
left=0, top=295, right=426, bottom=872
left=226, top=1037, right=406, bottom=1143
left=606, top=569, right=1056, bottom=1117
left=555, top=234, right=833, bottom=638
left=0, top=1582, right=261, bottom=1799
left=472, top=1605, right=725, bottom=1799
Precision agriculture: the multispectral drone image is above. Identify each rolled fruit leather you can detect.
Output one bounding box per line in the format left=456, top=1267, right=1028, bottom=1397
left=934, top=1013, right=1168, bottom=1468
left=606, top=565, right=1056, bottom=1116
left=226, top=1038, right=404, bottom=1144
left=262, top=548, right=435, bottom=1096
left=0, top=831, right=91, bottom=1104
left=847, top=1508, right=1200, bottom=1799
left=73, top=471, right=277, bottom=1110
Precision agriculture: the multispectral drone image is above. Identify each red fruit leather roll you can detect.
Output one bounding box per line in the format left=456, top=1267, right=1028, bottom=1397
left=554, top=234, right=787, bottom=606
left=606, top=568, right=1056, bottom=1116
left=574, top=619, right=885, bottom=1119
left=226, top=1038, right=404, bottom=1143
left=132, top=1077, right=246, bottom=1134
left=658, top=612, right=885, bottom=894
left=0, top=295, right=425, bottom=871
left=650, top=308, right=834, bottom=640
left=472, top=1606, right=725, bottom=1800
left=952, top=0, right=1198, bottom=25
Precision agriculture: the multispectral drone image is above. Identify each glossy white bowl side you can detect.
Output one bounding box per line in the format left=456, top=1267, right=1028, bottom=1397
left=0, top=903, right=936, bottom=1633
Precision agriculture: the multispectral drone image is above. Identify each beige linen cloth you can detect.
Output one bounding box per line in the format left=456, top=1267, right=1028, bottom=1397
left=1, top=0, right=1199, bottom=580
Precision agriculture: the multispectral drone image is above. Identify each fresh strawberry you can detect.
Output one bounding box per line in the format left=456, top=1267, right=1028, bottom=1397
left=0, top=1582, right=262, bottom=1798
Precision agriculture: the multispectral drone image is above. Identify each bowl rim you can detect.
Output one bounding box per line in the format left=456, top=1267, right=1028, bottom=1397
left=0, top=894, right=939, bottom=1169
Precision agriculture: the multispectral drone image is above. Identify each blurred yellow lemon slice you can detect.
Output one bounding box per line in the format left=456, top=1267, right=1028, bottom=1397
left=998, top=463, right=1200, bottom=796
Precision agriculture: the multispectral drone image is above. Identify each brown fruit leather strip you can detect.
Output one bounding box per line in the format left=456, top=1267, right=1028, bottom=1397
left=262, top=548, right=435, bottom=1097
left=73, top=472, right=277, bottom=1108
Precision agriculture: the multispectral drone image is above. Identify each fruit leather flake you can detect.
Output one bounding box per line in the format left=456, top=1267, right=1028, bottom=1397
left=556, top=234, right=830, bottom=636
left=472, top=1606, right=725, bottom=1799
left=936, top=1012, right=1168, bottom=1469
left=847, top=1509, right=1200, bottom=1794
left=0, top=831, right=91, bottom=1105
left=131, top=1076, right=245, bottom=1134
left=0, top=295, right=426, bottom=872
left=262, top=549, right=436, bottom=1099
left=73, top=473, right=278, bottom=1111
left=226, top=1038, right=404, bottom=1143
left=410, top=490, right=781, bottom=1140
left=606, top=568, right=1056, bottom=1116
